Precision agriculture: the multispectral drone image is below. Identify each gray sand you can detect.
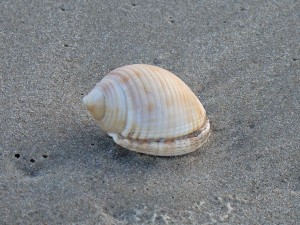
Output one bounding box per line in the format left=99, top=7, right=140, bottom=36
left=1, top=0, right=299, bottom=224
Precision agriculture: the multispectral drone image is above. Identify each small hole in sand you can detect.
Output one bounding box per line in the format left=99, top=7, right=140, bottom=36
left=64, top=44, right=69, bottom=47
left=30, top=159, right=35, bottom=163
left=153, top=58, right=161, bottom=65
left=60, top=6, right=65, bottom=11
left=249, top=123, right=255, bottom=129
left=42, top=155, right=48, bottom=158
left=15, top=154, right=20, bottom=158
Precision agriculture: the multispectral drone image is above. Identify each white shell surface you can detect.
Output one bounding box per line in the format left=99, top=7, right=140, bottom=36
left=83, top=64, right=210, bottom=156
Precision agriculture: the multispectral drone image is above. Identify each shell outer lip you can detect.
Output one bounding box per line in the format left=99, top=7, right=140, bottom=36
left=108, top=119, right=211, bottom=156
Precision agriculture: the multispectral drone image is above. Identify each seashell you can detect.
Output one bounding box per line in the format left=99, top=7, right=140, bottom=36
left=83, top=64, right=210, bottom=156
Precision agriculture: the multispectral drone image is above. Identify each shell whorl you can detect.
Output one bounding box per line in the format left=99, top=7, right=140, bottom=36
left=83, top=64, right=210, bottom=156
left=82, top=88, right=105, bottom=120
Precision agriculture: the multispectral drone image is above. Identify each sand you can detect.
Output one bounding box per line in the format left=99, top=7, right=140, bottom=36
left=1, top=0, right=299, bottom=224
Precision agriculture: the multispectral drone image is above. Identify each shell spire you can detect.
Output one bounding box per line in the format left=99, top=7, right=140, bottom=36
left=82, top=87, right=106, bottom=120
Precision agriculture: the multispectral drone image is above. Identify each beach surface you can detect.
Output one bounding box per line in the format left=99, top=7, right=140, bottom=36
left=1, top=0, right=299, bottom=224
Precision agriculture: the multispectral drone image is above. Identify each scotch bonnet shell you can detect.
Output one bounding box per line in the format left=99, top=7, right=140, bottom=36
left=83, top=64, right=210, bottom=156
